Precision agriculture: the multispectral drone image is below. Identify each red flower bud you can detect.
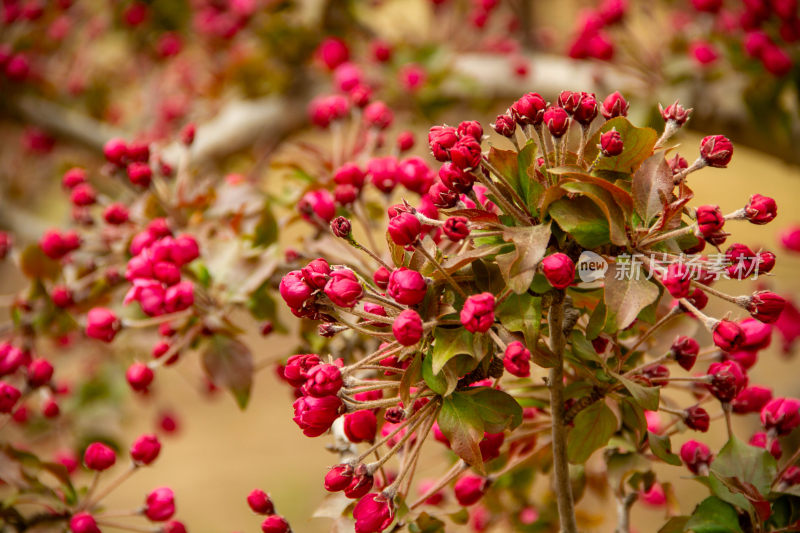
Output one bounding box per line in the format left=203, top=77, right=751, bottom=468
left=479, top=432, right=505, bottom=461
left=661, top=262, right=691, bottom=298
left=393, top=309, right=424, bottom=346
left=364, top=101, right=393, bottom=130
left=334, top=163, right=365, bottom=189
left=103, top=203, right=130, bottom=225
left=0, top=231, right=10, bottom=260
left=40, top=229, right=81, bottom=260
left=330, top=216, right=352, bottom=238
left=70, top=512, right=100, bottom=533
left=70, top=183, right=96, bottom=207
left=292, top=395, right=342, bottom=437
left=299, top=189, right=336, bottom=223
left=543, top=106, right=570, bottom=137
left=85, top=307, right=121, bottom=343
left=541, top=253, right=575, bottom=289
left=367, top=156, right=400, bottom=194
left=449, top=137, right=482, bottom=171
left=458, top=120, right=483, bottom=141
left=443, top=216, right=470, bottom=241
left=454, top=475, right=488, bottom=506
left=344, top=410, right=377, bottom=443
left=126, top=362, right=154, bottom=392
left=757, top=251, right=776, bottom=273
left=388, top=212, right=422, bottom=246
left=373, top=267, right=391, bottom=290
left=387, top=268, right=427, bottom=305
left=428, top=126, right=459, bottom=162
left=599, top=129, right=623, bottom=156
left=713, top=320, right=745, bottom=352
left=680, top=440, right=713, bottom=475
left=739, top=318, right=772, bottom=351
left=26, top=358, right=53, bottom=388
left=283, top=354, right=321, bottom=388
left=460, top=293, right=496, bottom=333
left=747, top=291, right=787, bottom=323
left=352, top=493, right=394, bottom=533
left=671, top=336, right=700, bottom=370
left=0, top=382, right=21, bottom=413
left=732, top=386, right=773, bottom=414
left=301, top=258, right=331, bottom=290
left=684, top=405, right=710, bottom=432
left=324, top=269, right=363, bottom=308
left=279, top=271, right=314, bottom=310
left=725, top=243, right=756, bottom=279
left=103, top=138, right=128, bottom=165
left=84, top=442, right=116, bottom=471
left=261, top=515, right=290, bottom=533
left=439, top=162, right=475, bottom=194
left=325, top=464, right=355, bottom=492
left=397, top=131, right=414, bottom=152
left=695, top=205, right=725, bottom=237
left=248, top=489, right=275, bottom=514
left=510, top=92, right=547, bottom=126
left=761, top=397, right=800, bottom=436
left=668, top=154, right=689, bottom=175
left=573, top=93, right=598, bottom=125
left=706, top=360, right=748, bottom=402
left=398, top=157, right=434, bottom=195
left=700, top=135, right=733, bottom=168
left=558, top=91, right=581, bottom=114
left=62, top=167, right=86, bottom=189
left=659, top=100, right=692, bottom=125
left=601, top=91, right=629, bottom=119
left=127, top=162, right=152, bottom=187
left=427, top=179, right=460, bottom=208
left=492, top=114, right=516, bottom=137
left=164, top=281, right=194, bottom=313
left=145, top=487, right=175, bottom=521
left=130, top=434, right=161, bottom=465
left=303, top=364, right=343, bottom=397
left=750, top=431, right=782, bottom=459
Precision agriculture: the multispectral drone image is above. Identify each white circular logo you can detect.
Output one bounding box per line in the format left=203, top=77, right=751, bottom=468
left=577, top=251, right=608, bottom=282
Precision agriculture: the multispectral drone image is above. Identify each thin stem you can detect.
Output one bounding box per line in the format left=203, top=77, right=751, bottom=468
left=775, top=444, right=800, bottom=487
left=624, top=352, right=671, bottom=379
left=639, top=224, right=697, bottom=248
left=576, top=125, right=588, bottom=167
left=409, top=460, right=468, bottom=510
left=722, top=402, right=734, bottom=441
left=471, top=170, right=530, bottom=225
left=625, top=306, right=681, bottom=355
left=357, top=399, right=436, bottom=462
left=414, top=244, right=467, bottom=298
left=94, top=521, right=154, bottom=533
left=481, top=157, right=533, bottom=219
left=614, top=493, right=638, bottom=533
left=384, top=401, right=440, bottom=497
left=84, top=463, right=138, bottom=509
left=547, top=291, right=578, bottom=533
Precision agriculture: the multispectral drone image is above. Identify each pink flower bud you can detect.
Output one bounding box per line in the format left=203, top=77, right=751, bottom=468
left=443, top=216, right=470, bottom=241
left=543, top=106, right=570, bottom=137
left=62, top=167, right=87, bottom=189
left=599, top=129, right=623, bottom=156
left=329, top=216, right=352, bottom=239
left=292, top=395, right=342, bottom=437
left=352, top=493, right=394, bottom=533
left=303, top=364, right=343, bottom=397
left=324, top=269, right=363, bottom=308
left=699, top=135, right=733, bottom=168
left=479, top=432, right=505, bottom=461
left=573, top=93, right=598, bottom=125
left=279, top=271, right=314, bottom=310
left=103, top=138, right=128, bottom=165
left=364, top=101, right=394, bottom=130
left=510, top=93, right=547, bottom=126
left=601, top=91, right=629, bottom=119
left=747, top=291, right=787, bottom=323
left=0, top=345, right=27, bottom=377
left=393, top=309, right=424, bottom=346
left=397, top=131, right=415, bottom=151
left=558, top=91, right=581, bottom=114
left=668, top=154, right=689, bottom=175
left=247, top=489, right=275, bottom=514
left=428, top=126, right=459, bottom=162
left=70, top=183, right=96, bottom=207
left=84, top=442, right=116, bottom=471
left=131, top=434, right=161, bottom=465
left=388, top=212, right=422, bottom=246
left=761, top=397, right=800, bottom=435
left=457, top=120, right=483, bottom=141
left=640, top=482, right=666, bottom=507
left=387, top=268, right=427, bottom=305
left=706, top=360, right=748, bottom=402
left=671, top=336, right=700, bottom=370
left=439, top=162, right=475, bottom=194
left=725, top=243, right=756, bottom=279
left=102, top=203, right=129, bottom=225
left=661, top=263, right=691, bottom=298
left=750, top=431, right=782, bottom=459
left=659, top=100, right=693, bottom=125
left=454, top=475, right=487, bottom=506
left=334, top=62, right=363, bottom=92
left=680, top=440, right=713, bottom=475
left=299, top=189, right=336, bottom=223
left=70, top=512, right=100, bottom=533
left=163, top=521, right=187, bottom=533
left=0, top=231, right=10, bottom=260
left=261, top=515, right=290, bottom=533
left=684, top=405, right=710, bottom=432
left=427, top=179, right=460, bottom=208
left=26, top=358, right=53, bottom=388
left=732, top=386, right=773, bottom=414
left=40, top=229, right=81, bottom=260
left=373, top=267, right=391, bottom=290
left=171, top=235, right=199, bottom=266
left=398, top=157, right=434, bottom=194
left=761, top=44, right=792, bottom=77
left=334, top=163, right=366, bottom=189
left=758, top=251, right=776, bottom=273
left=86, top=307, right=121, bottom=343
left=344, top=410, right=377, bottom=443
left=690, top=40, right=719, bottom=65
left=367, top=156, right=400, bottom=194
left=164, top=281, right=194, bottom=313
left=282, top=354, right=321, bottom=387
left=325, top=464, right=355, bottom=492
left=460, top=293, right=496, bottom=333
left=449, top=137, right=482, bottom=171
left=696, top=205, right=725, bottom=236
left=301, top=258, right=331, bottom=290
left=739, top=318, right=772, bottom=351
left=127, top=162, right=152, bottom=187
left=145, top=487, right=175, bottom=521
left=541, top=253, right=575, bottom=289
left=316, top=37, right=349, bottom=70
left=126, top=362, right=154, bottom=392
left=0, top=382, right=21, bottom=413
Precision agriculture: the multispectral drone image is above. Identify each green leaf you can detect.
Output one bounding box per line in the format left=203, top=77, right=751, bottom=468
left=658, top=517, right=690, bottom=533
left=518, top=139, right=542, bottom=210
left=431, top=328, right=476, bottom=374
left=685, top=497, right=744, bottom=533
left=561, top=181, right=628, bottom=246
left=567, top=401, right=617, bottom=463
left=615, top=373, right=660, bottom=411
left=586, top=302, right=607, bottom=340
left=603, top=260, right=660, bottom=331
left=400, top=352, right=423, bottom=408
left=422, top=352, right=474, bottom=397
left=556, top=170, right=634, bottom=219
left=439, top=244, right=507, bottom=275
left=710, top=437, right=777, bottom=499
left=252, top=203, right=278, bottom=246
left=648, top=431, right=682, bottom=466
left=201, top=335, right=254, bottom=409
left=584, top=117, right=658, bottom=174
left=438, top=394, right=486, bottom=473
left=496, top=293, right=542, bottom=347
left=548, top=197, right=610, bottom=249
left=496, top=223, right=552, bottom=294
left=19, top=244, right=61, bottom=280
left=487, top=146, right=520, bottom=193
left=460, top=387, right=523, bottom=433
left=410, top=512, right=446, bottom=533
left=569, top=330, right=601, bottom=363
left=631, top=152, right=674, bottom=224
